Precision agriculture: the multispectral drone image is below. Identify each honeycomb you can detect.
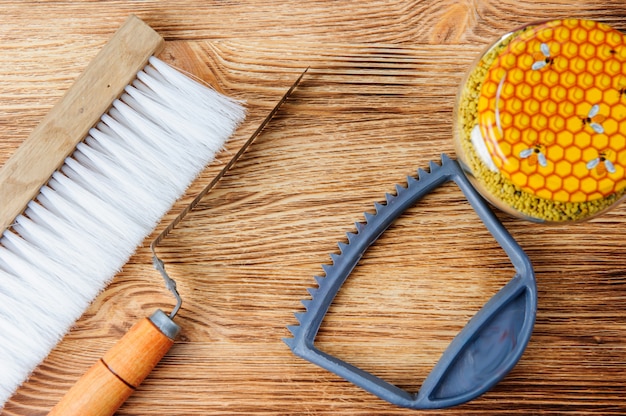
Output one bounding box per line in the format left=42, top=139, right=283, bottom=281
left=477, top=19, right=626, bottom=203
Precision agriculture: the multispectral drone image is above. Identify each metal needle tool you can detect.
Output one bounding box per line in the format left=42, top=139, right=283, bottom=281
left=151, top=68, right=308, bottom=319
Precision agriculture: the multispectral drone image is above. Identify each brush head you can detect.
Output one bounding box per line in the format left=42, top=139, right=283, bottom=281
left=0, top=54, right=245, bottom=406
left=0, top=15, right=165, bottom=235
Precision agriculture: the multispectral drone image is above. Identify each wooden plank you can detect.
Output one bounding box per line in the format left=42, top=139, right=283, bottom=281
left=1, top=3, right=626, bottom=415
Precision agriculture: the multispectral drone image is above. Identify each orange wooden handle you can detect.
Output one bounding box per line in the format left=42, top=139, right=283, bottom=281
left=48, top=310, right=179, bottom=416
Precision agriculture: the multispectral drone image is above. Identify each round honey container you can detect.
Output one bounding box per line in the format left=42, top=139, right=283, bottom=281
left=454, top=19, right=626, bottom=222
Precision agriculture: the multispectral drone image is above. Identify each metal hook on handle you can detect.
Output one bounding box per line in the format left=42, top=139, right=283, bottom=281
left=151, top=255, right=183, bottom=319
left=49, top=68, right=310, bottom=416
left=150, top=67, right=309, bottom=319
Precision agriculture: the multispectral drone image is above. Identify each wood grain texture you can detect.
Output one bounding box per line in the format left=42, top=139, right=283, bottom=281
left=47, top=361, right=134, bottom=416
left=1, top=1, right=626, bottom=415
left=49, top=317, right=174, bottom=416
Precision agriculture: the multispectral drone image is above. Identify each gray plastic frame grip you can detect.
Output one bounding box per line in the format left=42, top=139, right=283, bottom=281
left=284, top=154, right=537, bottom=409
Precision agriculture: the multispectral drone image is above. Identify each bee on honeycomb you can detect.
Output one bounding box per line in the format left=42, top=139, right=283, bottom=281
left=455, top=19, right=626, bottom=222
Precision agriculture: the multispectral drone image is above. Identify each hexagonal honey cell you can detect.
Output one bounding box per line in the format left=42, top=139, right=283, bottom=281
left=476, top=19, right=626, bottom=204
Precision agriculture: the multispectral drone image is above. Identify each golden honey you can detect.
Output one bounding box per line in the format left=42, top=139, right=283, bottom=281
left=454, top=19, right=626, bottom=222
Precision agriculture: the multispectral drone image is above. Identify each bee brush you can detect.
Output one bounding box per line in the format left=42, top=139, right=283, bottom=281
left=0, top=15, right=245, bottom=410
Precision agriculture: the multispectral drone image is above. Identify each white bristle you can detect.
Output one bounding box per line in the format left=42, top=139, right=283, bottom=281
left=0, top=57, right=245, bottom=406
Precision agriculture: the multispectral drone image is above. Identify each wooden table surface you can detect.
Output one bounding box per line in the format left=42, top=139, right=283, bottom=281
left=2, top=1, right=626, bottom=415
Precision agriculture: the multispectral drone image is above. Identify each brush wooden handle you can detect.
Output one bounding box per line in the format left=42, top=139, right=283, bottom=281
left=0, top=14, right=164, bottom=235
left=48, top=310, right=180, bottom=416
